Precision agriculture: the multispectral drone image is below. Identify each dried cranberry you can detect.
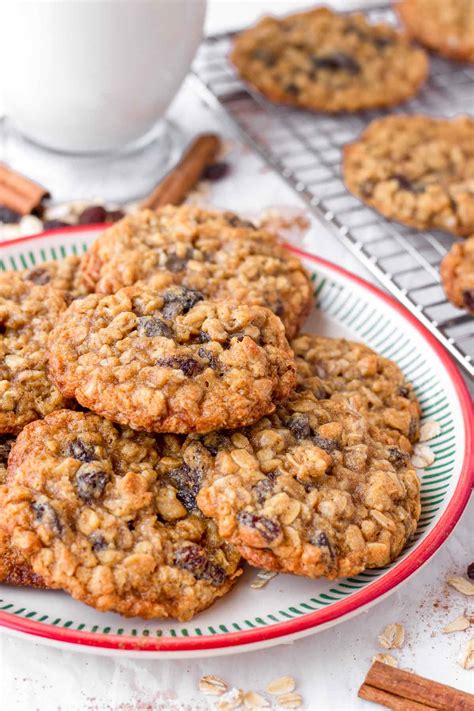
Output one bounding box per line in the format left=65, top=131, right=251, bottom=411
left=167, top=464, right=202, bottom=512
left=237, top=510, right=281, bottom=543
left=0, top=206, right=21, bottom=224
left=287, top=413, right=311, bottom=440
left=312, top=53, right=360, bottom=74
left=75, top=465, right=109, bottom=503
left=66, top=438, right=96, bottom=463
left=162, top=286, right=204, bottom=319
left=156, top=356, right=204, bottom=377
left=31, top=501, right=63, bottom=535
left=201, top=162, right=230, bottom=182
left=43, top=219, right=71, bottom=230
left=463, top=290, right=474, bottom=311
left=467, top=562, right=474, bottom=580
left=78, top=205, right=108, bottom=225
left=23, top=267, right=50, bottom=285
left=137, top=316, right=173, bottom=338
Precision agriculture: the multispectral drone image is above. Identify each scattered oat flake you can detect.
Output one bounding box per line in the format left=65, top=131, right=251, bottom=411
left=378, top=623, right=405, bottom=649
left=277, top=692, right=303, bottom=709
left=266, top=676, right=296, bottom=695
left=457, top=638, right=474, bottom=670
left=216, top=688, right=244, bottom=710
left=199, top=675, right=228, bottom=696
left=447, top=576, right=474, bottom=596
left=250, top=570, right=279, bottom=589
left=442, top=615, right=470, bottom=633
left=419, top=420, right=441, bottom=442
left=372, top=653, right=398, bottom=668
left=412, top=443, right=435, bottom=469
left=243, top=690, right=269, bottom=709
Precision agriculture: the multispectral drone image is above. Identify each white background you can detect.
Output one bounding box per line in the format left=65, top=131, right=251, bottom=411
left=0, top=2, right=473, bottom=709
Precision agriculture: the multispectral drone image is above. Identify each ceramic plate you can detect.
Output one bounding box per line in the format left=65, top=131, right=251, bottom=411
left=0, top=225, right=472, bottom=658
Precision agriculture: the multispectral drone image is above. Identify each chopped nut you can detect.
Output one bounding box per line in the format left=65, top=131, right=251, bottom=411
left=243, top=690, right=269, bottom=709
left=419, top=420, right=441, bottom=442
left=198, top=675, right=228, bottom=696
left=216, top=688, right=244, bottom=710
left=378, top=623, right=405, bottom=649
left=457, top=638, right=474, bottom=670
left=372, top=653, right=398, bottom=667
left=447, top=576, right=474, bottom=596
left=411, top=443, right=435, bottom=469
left=250, top=570, right=279, bottom=589
left=266, top=676, right=296, bottom=695
left=277, top=692, right=303, bottom=709
left=442, top=615, right=470, bottom=633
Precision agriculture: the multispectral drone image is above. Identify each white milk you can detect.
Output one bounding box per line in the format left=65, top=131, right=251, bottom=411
left=1, top=0, right=206, bottom=153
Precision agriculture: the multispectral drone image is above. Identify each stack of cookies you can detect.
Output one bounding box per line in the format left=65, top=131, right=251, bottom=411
left=0, top=205, right=422, bottom=621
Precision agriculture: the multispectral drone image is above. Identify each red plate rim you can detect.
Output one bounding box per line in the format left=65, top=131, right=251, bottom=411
left=0, top=224, right=472, bottom=654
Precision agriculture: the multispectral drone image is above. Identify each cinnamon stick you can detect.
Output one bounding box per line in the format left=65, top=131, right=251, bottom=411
left=140, top=133, right=221, bottom=210
left=359, top=683, right=434, bottom=710
left=359, top=662, right=474, bottom=711
left=0, top=163, right=49, bottom=215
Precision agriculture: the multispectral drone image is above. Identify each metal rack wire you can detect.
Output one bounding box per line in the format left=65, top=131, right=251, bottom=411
left=190, top=4, right=474, bottom=378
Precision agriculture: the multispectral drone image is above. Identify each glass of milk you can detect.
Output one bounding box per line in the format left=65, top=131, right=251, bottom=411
left=0, top=0, right=207, bottom=200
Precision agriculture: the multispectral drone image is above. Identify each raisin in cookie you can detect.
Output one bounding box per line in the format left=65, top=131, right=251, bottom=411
left=195, top=335, right=421, bottom=579
left=291, top=335, right=420, bottom=448
left=0, top=410, right=242, bottom=620
left=397, top=0, right=474, bottom=64
left=79, top=206, right=313, bottom=339
left=0, top=435, right=46, bottom=588
left=0, top=273, right=69, bottom=433
left=344, top=114, right=474, bottom=236
left=440, top=234, right=474, bottom=313
left=48, top=286, right=296, bottom=433
left=230, top=7, right=428, bottom=113
left=21, top=256, right=88, bottom=299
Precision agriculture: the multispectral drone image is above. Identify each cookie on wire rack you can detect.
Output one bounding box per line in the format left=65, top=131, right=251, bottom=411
left=230, top=6, right=428, bottom=112
left=440, top=234, right=474, bottom=313
left=397, top=0, right=474, bottom=64
left=343, top=114, right=474, bottom=236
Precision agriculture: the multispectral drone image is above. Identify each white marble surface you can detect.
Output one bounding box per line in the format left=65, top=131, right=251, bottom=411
left=0, top=2, right=473, bottom=709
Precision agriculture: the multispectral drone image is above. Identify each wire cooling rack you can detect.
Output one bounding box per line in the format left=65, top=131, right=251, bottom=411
left=190, top=4, right=474, bottom=379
